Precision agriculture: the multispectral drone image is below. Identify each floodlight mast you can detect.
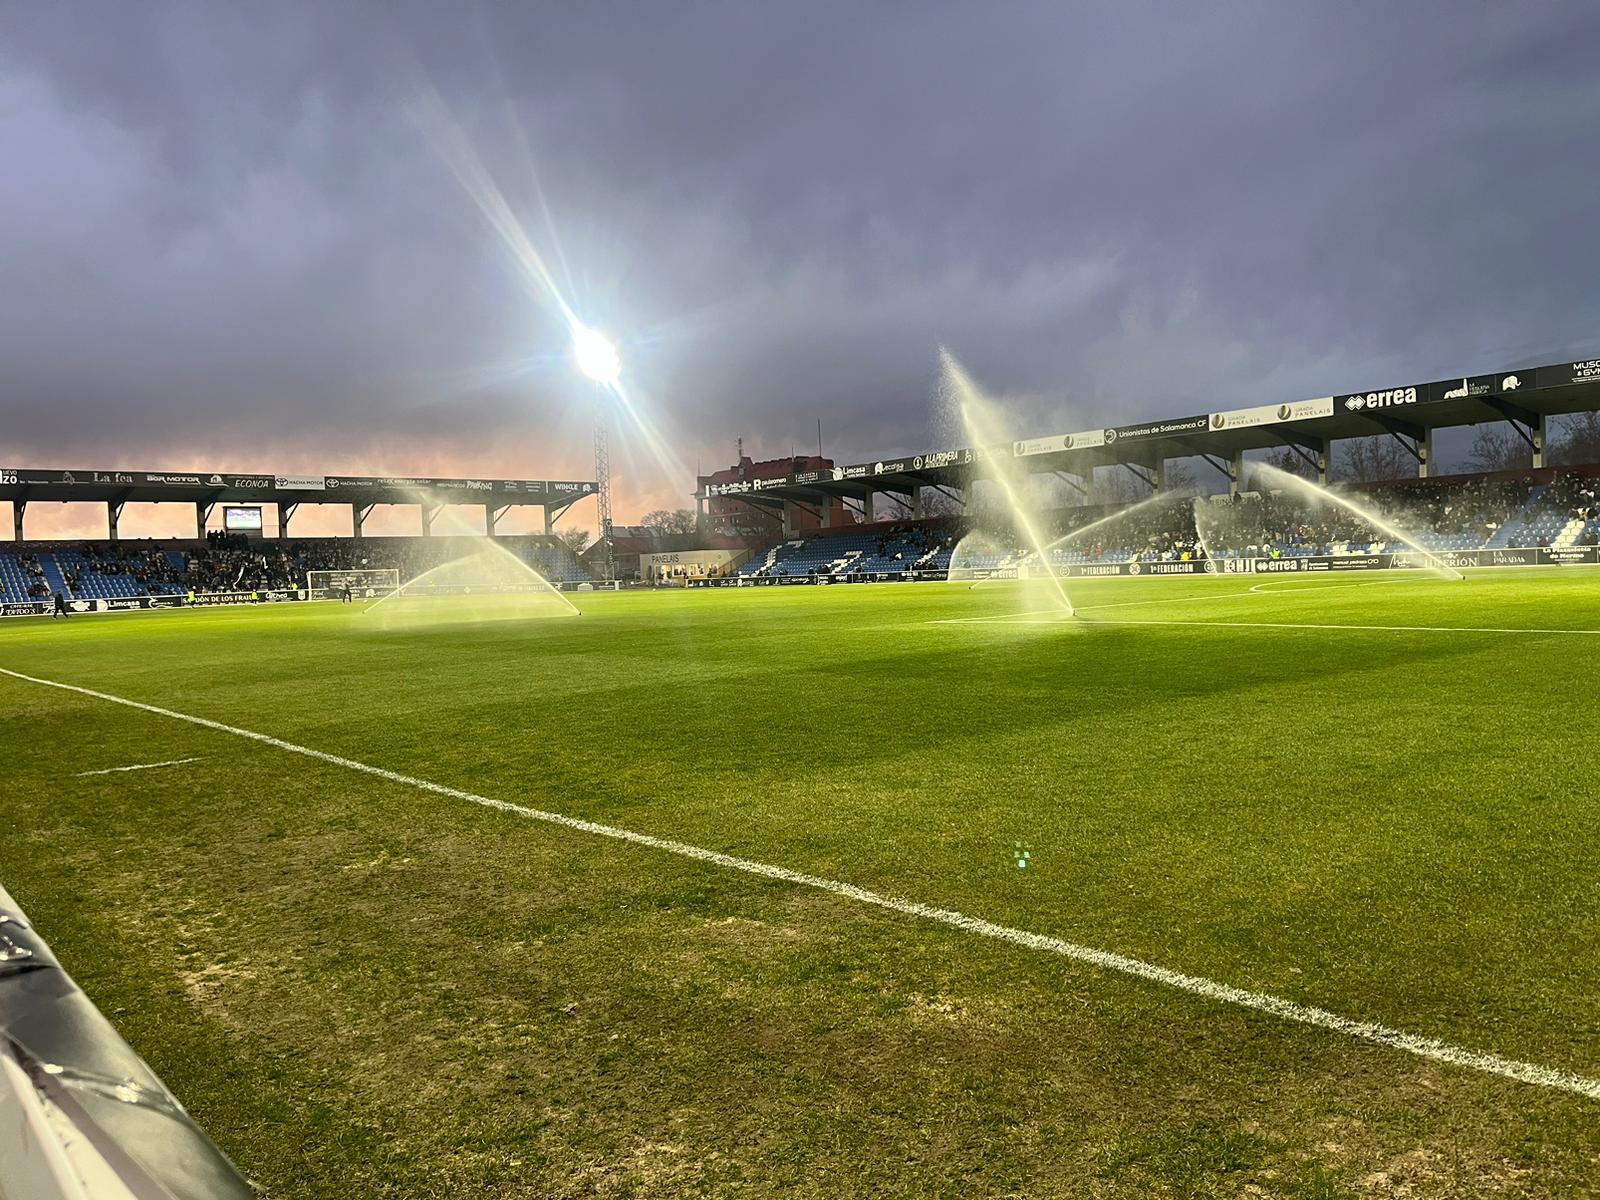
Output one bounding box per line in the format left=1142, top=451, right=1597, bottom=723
left=593, top=415, right=614, bottom=583
left=573, top=325, right=619, bottom=583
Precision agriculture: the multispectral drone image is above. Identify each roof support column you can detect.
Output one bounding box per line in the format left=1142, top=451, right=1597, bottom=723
left=13, top=500, right=25, bottom=542
left=421, top=503, right=437, bottom=537
left=1229, top=451, right=1245, bottom=496
left=1122, top=463, right=1157, bottom=491
left=107, top=499, right=123, bottom=542
left=1153, top=459, right=1166, bottom=492
left=352, top=504, right=369, bottom=539
left=543, top=505, right=555, bottom=535
left=195, top=501, right=212, bottom=540
left=485, top=503, right=497, bottom=538
left=782, top=500, right=797, bottom=539
left=1053, top=471, right=1089, bottom=504
left=278, top=502, right=297, bottom=538
left=1417, top=429, right=1435, bottom=479
left=910, top=487, right=923, bottom=520
left=1533, top=413, right=1547, bottom=469
left=862, top=492, right=875, bottom=524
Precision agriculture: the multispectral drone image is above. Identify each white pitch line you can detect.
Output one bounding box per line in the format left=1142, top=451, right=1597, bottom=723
left=1080, top=617, right=1600, bottom=636
left=3, top=662, right=1598, bottom=1102
left=1245, top=577, right=1429, bottom=595
left=73, top=757, right=203, bottom=777
left=929, top=608, right=1074, bottom=625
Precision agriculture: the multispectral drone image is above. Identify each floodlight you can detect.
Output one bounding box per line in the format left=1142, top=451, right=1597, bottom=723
left=572, top=325, right=621, bottom=385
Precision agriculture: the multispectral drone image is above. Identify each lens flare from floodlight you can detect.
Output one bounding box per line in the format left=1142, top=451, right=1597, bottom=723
left=573, top=326, right=621, bottom=384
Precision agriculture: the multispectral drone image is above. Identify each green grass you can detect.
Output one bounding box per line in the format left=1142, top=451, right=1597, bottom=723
left=3, top=570, right=1599, bottom=1197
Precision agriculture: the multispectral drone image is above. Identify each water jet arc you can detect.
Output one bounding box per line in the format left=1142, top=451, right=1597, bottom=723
left=1249, top=462, right=1465, bottom=581
left=940, top=348, right=1075, bottom=615
left=1030, top=489, right=1194, bottom=560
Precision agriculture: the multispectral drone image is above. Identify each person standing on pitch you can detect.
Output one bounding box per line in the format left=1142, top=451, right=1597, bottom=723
left=341, top=584, right=352, bottom=604
left=52, top=590, right=68, bottom=619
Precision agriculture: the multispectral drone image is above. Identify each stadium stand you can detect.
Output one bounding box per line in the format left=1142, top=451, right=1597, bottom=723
left=0, top=551, right=53, bottom=600
left=738, top=522, right=957, bottom=579
left=0, top=534, right=590, bottom=602
left=53, top=545, right=186, bottom=598
left=729, top=468, right=1600, bottom=575
left=5, top=469, right=1597, bottom=600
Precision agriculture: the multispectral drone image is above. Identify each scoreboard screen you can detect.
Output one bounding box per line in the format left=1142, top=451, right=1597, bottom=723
left=223, top=506, right=263, bottom=532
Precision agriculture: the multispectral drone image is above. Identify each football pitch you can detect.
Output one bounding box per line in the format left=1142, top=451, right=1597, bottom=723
left=3, top=570, right=1598, bottom=1198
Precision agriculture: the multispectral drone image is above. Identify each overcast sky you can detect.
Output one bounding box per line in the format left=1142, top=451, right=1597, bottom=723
left=4, top=3, right=1599, bottom=533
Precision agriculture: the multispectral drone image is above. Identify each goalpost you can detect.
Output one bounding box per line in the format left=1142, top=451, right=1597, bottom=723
left=306, top=568, right=400, bottom=601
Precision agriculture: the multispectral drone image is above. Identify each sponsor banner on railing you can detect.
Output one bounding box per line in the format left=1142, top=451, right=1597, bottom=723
left=1327, top=555, right=1394, bottom=571
left=1220, top=554, right=1400, bottom=573
left=1415, top=547, right=1598, bottom=569
left=1207, top=397, right=1334, bottom=431
left=912, top=448, right=976, bottom=471
left=1, top=592, right=300, bottom=617
left=1015, top=428, right=1107, bottom=457
left=1484, top=548, right=1541, bottom=567
left=1541, top=547, right=1598, bottom=565
left=1216, top=547, right=1599, bottom=574
left=939, top=560, right=1213, bottom=581
left=1536, top=360, right=1600, bottom=388
left=274, top=473, right=326, bottom=490
left=1125, top=560, right=1212, bottom=576
left=0, top=469, right=592, bottom=499
left=1077, top=560, right=1212, bottom=577
left=1103, top=415, right=1209, bottom=444
left=187, top=589, right=301, bottom=606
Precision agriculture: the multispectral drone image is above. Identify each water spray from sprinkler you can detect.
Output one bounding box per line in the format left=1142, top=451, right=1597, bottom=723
left=1250, top=462, right=1465, bottom=581
left=1029, top=488, right=1196, bottom=561
left=941, top=348, right=1075, bottom=616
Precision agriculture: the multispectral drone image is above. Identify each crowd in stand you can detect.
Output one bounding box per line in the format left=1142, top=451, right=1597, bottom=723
left=183, top=535, right=584, bottom=593
left=799, top=469, right=1600, bottom=570
left=875, top=522, right=953, bottom=566
left=1379, top=476, right=1540, bottom=541
left=1044, top=495, right=1205, bottom=562
left=9, top=552, right=52, bottom=598
left=1542, top=474, right=1600, bottom=545
left=736, top=469, right=1600, bottom=581
left=62, top=544, right=186, bottom=595
left=1076, top=471, right=1600, bottom=560
left=1, top=534, right=588, bottom=602
left=184, top=535, right=356, bottom=593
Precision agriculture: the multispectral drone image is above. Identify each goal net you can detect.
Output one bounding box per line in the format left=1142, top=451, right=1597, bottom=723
left=307, top=568, right=400, bottom=601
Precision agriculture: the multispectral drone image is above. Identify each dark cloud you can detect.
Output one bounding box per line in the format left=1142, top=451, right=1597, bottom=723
left=3, top=2, right=1599, bottom=508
